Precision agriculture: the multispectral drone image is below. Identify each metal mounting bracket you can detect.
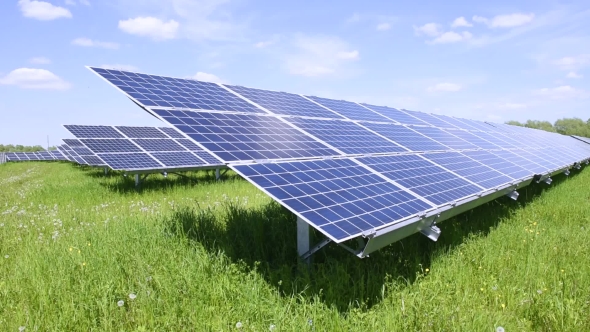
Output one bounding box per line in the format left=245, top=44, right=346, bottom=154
left=506, top=189, right=519, bottom=201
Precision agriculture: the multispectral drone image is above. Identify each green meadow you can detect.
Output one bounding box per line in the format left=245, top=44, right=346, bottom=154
left=1, top=162, right=589, bottom=331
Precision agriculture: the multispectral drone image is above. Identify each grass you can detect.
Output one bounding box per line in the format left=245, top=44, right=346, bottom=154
left=1, top=162, right=589, bottom=331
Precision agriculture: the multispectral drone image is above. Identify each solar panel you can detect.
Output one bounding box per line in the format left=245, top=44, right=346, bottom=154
left=158, top=127, right=185, bottom=138
left=361, top=123, right=449, bottom=152
left=132, top=139, right=186, bottom=152
left=49, top=150, right=68, bottom=161
left=408, top=126, right=479, bottom=150
left=461, top=150, right=532, bottom=180
left=468, top=131, right=519, bottom=149
left=231, top=158, right=433, bottom=242
left=150, top=152, right=208, bottom=167
left=305, top=96, right=390, bottom=122
left=286, top=117, right=407, bottom=155
left=63, top=139, right=85, bottom=147
left=429, top=114, right=481, bottom=131
left=357, top=154, right=483, bottom=205
left=422, top=152, right=514, bottom=189
left=444, top=129, right=502, bottom=150
left=150, top=109, right=339, bottom=162
left=89, top=67, right=264, bottom=114
left=81, top=139, right=142, bottom=153
left=573, top=135, right=590, bottom=145
left=63, top=125, right=124, bottom=138
left=116, top=126, right=168, bottom=138
left=226, top=85, right=343, bottom=119
left=80, top=155, right=105, bottom=166
left=5, top=152, right=19, bottom=161
left=361, top=103, right=429, bottom=126
left=402, top=110, right=459, bottom=129
left=99, top=153, right=162, bottom=170
left=487, top=150, right=548, bottom=175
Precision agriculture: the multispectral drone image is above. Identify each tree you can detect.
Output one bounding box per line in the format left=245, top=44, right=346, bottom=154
left=505, top=120, right=524, bottom=127
left=524, top=120, right=556, bottom=132
left=554, top=117, right=590, bottom=137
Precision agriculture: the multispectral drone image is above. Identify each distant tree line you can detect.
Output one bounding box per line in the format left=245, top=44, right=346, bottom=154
left=506, top=117, right=590, bottom=137
left=0, top=145, right=57, bottom=152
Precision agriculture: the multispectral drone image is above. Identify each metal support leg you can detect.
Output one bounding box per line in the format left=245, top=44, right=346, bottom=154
left=420, top=224, right=441, bottom=242
left=506, top=190, right=519, bottom=200
left=215, top=168, right=220, bottom=180
left=104, top=168, right=108, bottom=175
left=544, top=177, right=552, bottom=185
left=134, top=174, right=140, bottom=187
left=564, top=169, right=570, bottom=176
left=297, top=217, right=310, bottom=263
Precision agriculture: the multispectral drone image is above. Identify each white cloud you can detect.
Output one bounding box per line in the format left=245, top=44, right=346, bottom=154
left=431, top=31, right=472, bottom=44
left=71, top=38, right=119, bottom=49
left=118, top=17, right=179, bottom=41
left=534, top=85, right=587, bottom=99
left=553, top=54, right=590, bottom=70
left=427, top=82, right=462, bottom=92
left=347, top=13, right=361, bottom=23
left=100, top=64, right=138, bottom=72
left=414, top=23, right=441, bottom=37
left=472, top=13, right=535, bottom=28
left=254, top=35, right=280, bottom=48
left=376, top=23, right=391, bottom=31
left=18, top=0, right=72, bottom=20
left=0, top=68, right=70, bottom=90
left=285, top=35, right=360, bottom=77
left=191, top=72, right=226, bottom=84
left=29, top=57, right=51, bottom=64
left=451, top=17, right=472, bottom=28
left=566, top=71, right=583, bottom=79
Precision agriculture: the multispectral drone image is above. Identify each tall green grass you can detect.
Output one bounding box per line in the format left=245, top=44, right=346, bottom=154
left=1, top=162, right=589, bottom=331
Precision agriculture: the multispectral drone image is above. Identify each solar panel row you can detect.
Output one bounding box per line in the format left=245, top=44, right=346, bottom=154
left=63, top=125, right=223, bottom=171
left=88, top=67, right=590, bottom=246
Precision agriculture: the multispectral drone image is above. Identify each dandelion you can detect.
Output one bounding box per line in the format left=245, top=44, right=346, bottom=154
left=19, top=327, right=26, bottom=332
left=87, top=243, right=91, bottom=246
left=129, top=293, right=137, bottom=300
left=146, top=276, right=153, bottom=282
left=117, top=300, right=124, bottom=307
left=308, top=319, right=313, bottom=326
left=479, top=266, right=482, bottom=269
left=501, top=303, right=505, bottom=309
left=269, top=324, right=276, bottom=331
left=78, top=250, right=81, bottom=254
left=82, top=262, right=86, bottom=266
left=561, top=269, right=565, bottom=273
left=492, top=286, right=498, bottom=291
left=4, top=255, right=8, bottom=259
left=236, top=321, right=243, bottom=329
left=425, top=268, right=429, bottom=272
left=480, top=288, right=484, bottom=291
left=537, top=289, right=542, bottom=295
left=69, top=247, right=73, bottom=252
left=496, top=327, right=505, bottom=332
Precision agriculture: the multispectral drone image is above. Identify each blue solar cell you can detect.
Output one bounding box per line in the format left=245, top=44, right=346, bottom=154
left=132, top=139, right=186, bottom=152
left=5, top=153, right=19, bottom=161
left=90, top=67, right=263, bottom=114
left=151, top=109, right=339, bottom=162
left=361, top=122, right=449, bottom=152
left=306, top=96, right=391, bottom=122
left=422, top=152, right=514, bottom=189
left=573, top=135, right=590, bottom=145
left=116, top=126, right=168, bottom=138
left=226, top=85, right=343, bottom=119
left=71, top=147, right=94, bottom=156
left=151, top=152, right=207, bottom=167
left=158, top=127, right=185, bottom=138
left=231, top=158, right=433, bottom=242
left=98, top=153, right=162, bottom=170
left=360, top=103, right=429, bottom=126
left=176, top=138, right=201, bottom=151
left=429, top=114, right=481, bottom=131
left=28, top=153, right=41, bottom=160
left=81, top=155, right=106, bottom=166
left=461, top=150, right=532, bottom=180
left=409, top=126, right=479, bottom=150
left=357, top=154, right=483, bottom=205
left=444, top=129, right=502, bottom=150
left=63, top=139, right=85, bottom=147
left=453, top=118, right=497, bottom=132
left=402, top=110, right=459, bottom=129
left=192, top=151, right=222, bottom=164
left=64, top=125, right=124, bottom=138
left=286, top=118, right=407, bottom=155
left=50, top=150, right=68, bottom=160
left=80, top=139, right=142, bottom=153
left=467, top=131, right=518, bottom=149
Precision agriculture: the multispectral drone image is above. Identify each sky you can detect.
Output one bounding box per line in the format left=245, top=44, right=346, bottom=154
left=1, top=0, right=589, bottom=146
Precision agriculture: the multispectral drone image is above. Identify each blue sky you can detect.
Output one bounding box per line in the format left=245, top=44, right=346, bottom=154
left=1, top=0, right=589, bottom=146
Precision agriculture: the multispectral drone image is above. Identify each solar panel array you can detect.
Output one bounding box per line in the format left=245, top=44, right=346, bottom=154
left=573, top=135, right=590, bottom=145
left=63, top=125, right=223, bottom=171
left=5, top=150, right=67, bottom=162
left=89, top=66, right=590, bottom=244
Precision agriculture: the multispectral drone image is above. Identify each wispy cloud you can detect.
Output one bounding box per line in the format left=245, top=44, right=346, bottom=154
left=0, top=68, right=70, bottom=90
left=473, top=13, right=535, bottom=28
left=430, top=31, right=472, bottom=44
left=533, top=85, right=588, bottom=99
left=191, top=72, right=226, bottom=84
left=376, top=23, right=391, bottom=31
left=118, top=17, right=179, bottom=41
left=451, top=17, right=472, bottom=28
left=566, top=71, right=583, bottom=79
left=427, top=82, right=462, bottom=92
left=72, top=38, right=119, bottom=49
left=285, top=34, right=360, bottom=77
left=18, top=0, right=72, bottom=20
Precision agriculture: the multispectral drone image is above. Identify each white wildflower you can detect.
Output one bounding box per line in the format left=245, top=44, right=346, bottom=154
left=117, top=300, right=124, bottom=307
left=496, top=327, right=505, bottom=332
left=269, top=324, right=276, bottom=331
left=129, top=293, right=137, bottom=300
left=236, top=321, right=243, bottom=329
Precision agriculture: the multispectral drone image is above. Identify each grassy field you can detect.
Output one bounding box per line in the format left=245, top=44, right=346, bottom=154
left=1, top=162, right=589, bottom=331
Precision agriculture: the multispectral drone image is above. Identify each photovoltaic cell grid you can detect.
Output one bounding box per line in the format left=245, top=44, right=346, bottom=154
left=151, top=109, right=339, bottom=162
left=573, top=135, right=590, bottom=145
left=361, top=103, right=429, bottom=126
left=64, top=125, right=224, bottom=171
left=231, top=158, right=433, bottom=242
left=361, top=123, right=449, bottom=152
left=89, top=67, right=263, bottom=114
left=227, top=85, right=343, bottom=119
left=408, top=126, right=479, bottom=150
left=356, top=154, right=483, bottom=205
left=286, top=117, right=407, bottom=155
left=305, top=96, right=390, bottom=122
